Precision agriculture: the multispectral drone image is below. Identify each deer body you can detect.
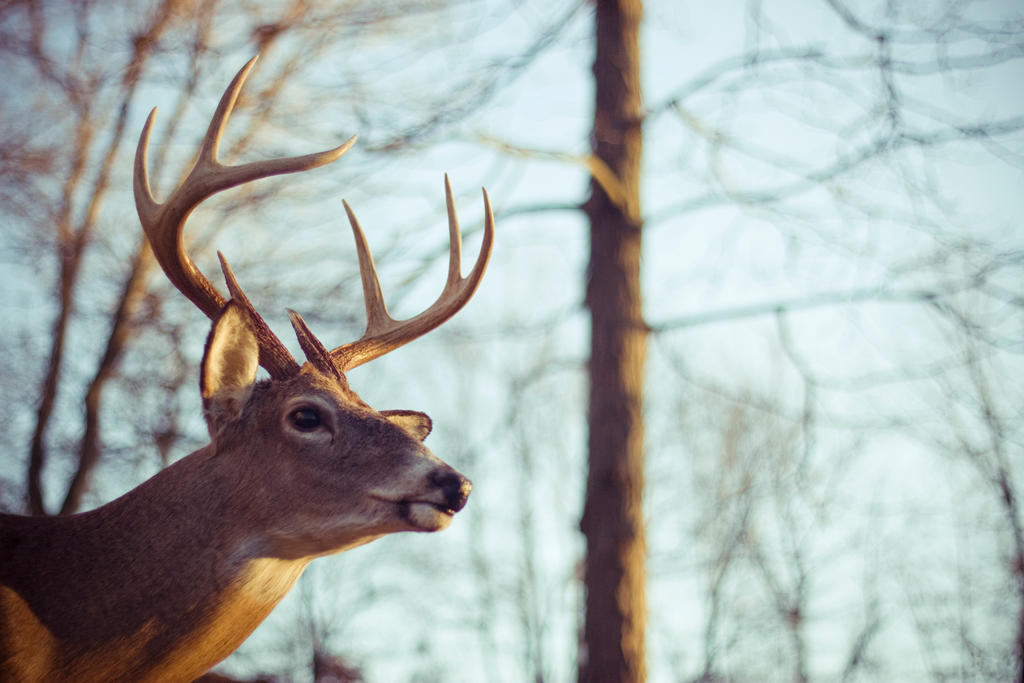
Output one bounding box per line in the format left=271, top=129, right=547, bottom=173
left=0, top=453, right=311, bottom=682
left=0, top=56, right=492, bottom=681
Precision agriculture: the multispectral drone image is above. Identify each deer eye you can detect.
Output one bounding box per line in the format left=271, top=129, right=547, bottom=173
left=290, top=408, right=322, bottom=431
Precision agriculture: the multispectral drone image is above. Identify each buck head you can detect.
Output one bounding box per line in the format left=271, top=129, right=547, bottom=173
left=197, top=301, right=472, bottom=559
left=134, top=56, right=492, bottom=559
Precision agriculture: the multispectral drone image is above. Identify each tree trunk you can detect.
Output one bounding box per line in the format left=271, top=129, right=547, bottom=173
left=579, top=1, right=646, bottom=682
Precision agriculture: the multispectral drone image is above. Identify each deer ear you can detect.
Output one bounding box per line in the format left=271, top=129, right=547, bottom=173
left=381, top=410, right=433, bottom=442
left=201, top=301, right=259, bottom=432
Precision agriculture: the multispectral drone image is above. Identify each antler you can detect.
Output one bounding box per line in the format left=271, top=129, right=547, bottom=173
left=136, top=56, right=493, bottom=379
left=330, top=175, right=494, bottom=372
left=134, top=55, right=354, bottom=377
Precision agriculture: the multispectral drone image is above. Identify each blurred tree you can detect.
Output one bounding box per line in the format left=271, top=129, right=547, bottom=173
left=579, top=1, right=647, bottom=682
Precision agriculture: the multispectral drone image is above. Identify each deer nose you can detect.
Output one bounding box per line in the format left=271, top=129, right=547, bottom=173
left=430, top=469, right=472, bottom=512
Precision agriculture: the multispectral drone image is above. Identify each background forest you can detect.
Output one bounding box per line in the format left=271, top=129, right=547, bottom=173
left=0, top=0, right=1021, bottom=681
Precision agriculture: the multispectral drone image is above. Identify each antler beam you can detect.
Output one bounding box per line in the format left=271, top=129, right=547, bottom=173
left=134, top=55, right=354, bottom=377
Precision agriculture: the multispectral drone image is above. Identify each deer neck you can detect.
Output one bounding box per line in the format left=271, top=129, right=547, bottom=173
left=0, top=445, right=310, bottom=682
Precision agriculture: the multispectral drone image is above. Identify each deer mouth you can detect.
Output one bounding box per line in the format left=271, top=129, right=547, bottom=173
left=396, top=500, right=456, bottom=531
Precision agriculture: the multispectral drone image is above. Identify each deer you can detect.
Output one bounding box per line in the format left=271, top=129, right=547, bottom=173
left=0, top=56, right=493, bottom=682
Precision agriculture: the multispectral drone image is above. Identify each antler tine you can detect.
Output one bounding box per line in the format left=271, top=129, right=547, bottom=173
left=330, top=176, right=495, bottom=372
left=217, top=253, right=302, bottom=379
left=134, top=55, right=355, bottom=377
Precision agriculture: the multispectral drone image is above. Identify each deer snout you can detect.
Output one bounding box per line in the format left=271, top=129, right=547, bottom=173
left=430, top=469, right=472, bottom=513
